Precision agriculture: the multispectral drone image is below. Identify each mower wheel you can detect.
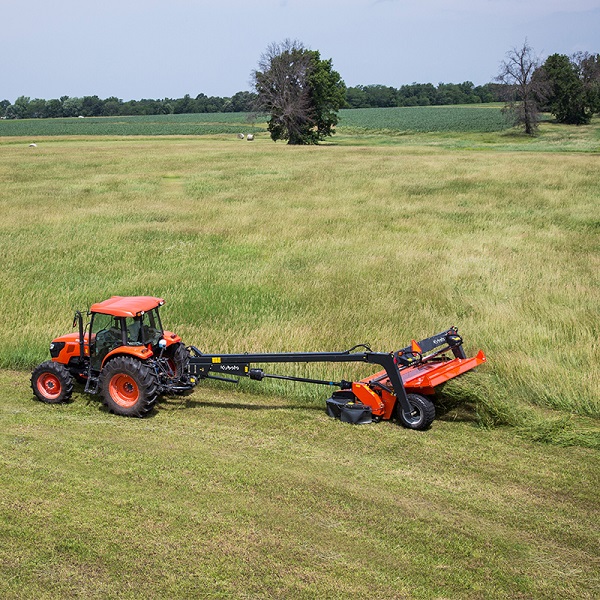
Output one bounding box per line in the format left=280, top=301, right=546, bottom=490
left=396, top=393, right=435, bottom=430
left=31, top=361, right=74, bottom=404
left=100, top=356, right=159, bottom=417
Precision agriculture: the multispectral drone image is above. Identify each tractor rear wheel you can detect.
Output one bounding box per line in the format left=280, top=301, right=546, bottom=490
left=31, top=361, right=74, bottom=404
left=166, top=342, right=190, bottom=377
left=396, top=393, right=435, bottom=430
left=100, top=356, right=159, bottom=417
left=165, top=342, right=192, bottom=394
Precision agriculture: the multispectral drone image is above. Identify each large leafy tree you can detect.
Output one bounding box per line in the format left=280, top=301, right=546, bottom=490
left=576, top=52, right=600, bottom=115
left=542, top=52, right=600, bottom=124
left=253, top=39, right=346, bottom=144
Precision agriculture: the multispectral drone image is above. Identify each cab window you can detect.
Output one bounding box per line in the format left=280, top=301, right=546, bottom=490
left=125, top=309, right=163, bottom=346
left=142, top=309, right=163, bottom=346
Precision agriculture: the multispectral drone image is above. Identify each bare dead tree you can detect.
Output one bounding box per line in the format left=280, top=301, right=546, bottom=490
left=252, top=39, right=314, bottom=144
left=496, top=40, right=547, bottom=135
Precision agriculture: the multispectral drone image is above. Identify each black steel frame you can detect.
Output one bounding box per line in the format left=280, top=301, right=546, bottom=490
left=187, top=347, right=414, bottom=419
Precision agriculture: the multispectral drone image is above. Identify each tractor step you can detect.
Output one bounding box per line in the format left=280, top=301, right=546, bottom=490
left=84, top=373, right=101, bottom=394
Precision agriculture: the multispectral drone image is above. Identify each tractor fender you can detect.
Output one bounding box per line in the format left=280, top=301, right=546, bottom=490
left=102, top=345, right=153, bottom=368
left=162, top=331, right=182, bottom=347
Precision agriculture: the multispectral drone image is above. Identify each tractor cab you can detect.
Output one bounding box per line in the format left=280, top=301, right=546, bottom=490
left=86, top=296, right=166, bottom=372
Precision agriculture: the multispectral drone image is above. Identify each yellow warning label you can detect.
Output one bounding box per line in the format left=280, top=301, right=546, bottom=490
left=212, top=357, right=221, bottom=363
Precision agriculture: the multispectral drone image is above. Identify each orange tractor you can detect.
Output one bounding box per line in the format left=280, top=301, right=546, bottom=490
left=31, top=296, right=485, bottom=429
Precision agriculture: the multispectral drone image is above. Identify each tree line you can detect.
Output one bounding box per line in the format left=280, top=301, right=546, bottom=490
left=0, top=91, right=257, bottom=119
left=346, top=82, right=506, bottom=107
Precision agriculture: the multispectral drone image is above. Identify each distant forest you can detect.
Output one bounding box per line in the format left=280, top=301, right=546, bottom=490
left=0, top=82, right=507, bottom=119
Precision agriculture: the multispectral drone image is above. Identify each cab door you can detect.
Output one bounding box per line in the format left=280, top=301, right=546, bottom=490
left=89, top=313, right=125, bottom=371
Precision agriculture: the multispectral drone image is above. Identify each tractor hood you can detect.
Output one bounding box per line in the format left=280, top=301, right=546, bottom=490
left=50, top=332, right=90, bottom=361
left=53, top=332, right=89, bottom=345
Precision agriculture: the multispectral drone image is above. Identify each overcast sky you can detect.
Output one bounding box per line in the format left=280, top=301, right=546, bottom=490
left=2, top=0, right=599, bottom=102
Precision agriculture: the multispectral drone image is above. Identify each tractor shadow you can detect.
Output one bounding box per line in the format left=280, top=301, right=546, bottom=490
left=160, top=392, right=480, bottom=424
left=158, top=395, right=325, bottom=414
left=62, top=382, right=479, bottom=424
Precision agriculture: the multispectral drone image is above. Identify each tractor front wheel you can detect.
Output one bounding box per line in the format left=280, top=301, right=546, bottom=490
left=396, top=393, right=436, bottom=430
left=100, top=356, right=159, bottom=417
left=31, top=361, right=74, bottom=404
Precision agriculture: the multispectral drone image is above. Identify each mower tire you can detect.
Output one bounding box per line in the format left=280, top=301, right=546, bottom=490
left=31, top=361, right=74, bottom=404
left=396, top=393, right=435, bottom=430
left=100, top=356, right=159, bottom=417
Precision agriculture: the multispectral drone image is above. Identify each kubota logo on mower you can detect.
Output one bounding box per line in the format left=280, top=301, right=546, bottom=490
left=219, top=365, right=242, bottom=371
left=433, top=337, right=446, bottom=345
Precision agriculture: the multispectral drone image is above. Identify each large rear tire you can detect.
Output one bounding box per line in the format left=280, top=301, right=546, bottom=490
left=31, top=361, right=74, bottom=404
left=100, top=356, right=158, bottom=417
left=165, top=342, right=192, bottom=394
left=396, top=393, right=435, bottom=430
left=166, top=342, right=190, bottom=378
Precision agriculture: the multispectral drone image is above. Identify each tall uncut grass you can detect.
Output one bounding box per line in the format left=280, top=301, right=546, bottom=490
left=0, top=127, right=598, bottom=446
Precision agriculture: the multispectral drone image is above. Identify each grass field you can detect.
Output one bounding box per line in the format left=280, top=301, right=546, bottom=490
left=1, top=369, right=599, bottom=599
left=1, top=110, right=599, bottom=597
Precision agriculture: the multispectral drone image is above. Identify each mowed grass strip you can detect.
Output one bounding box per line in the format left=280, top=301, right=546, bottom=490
left=1, top=369, right=599, bottom=599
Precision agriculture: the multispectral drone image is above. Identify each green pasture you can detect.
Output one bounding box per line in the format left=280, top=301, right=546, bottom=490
left=0, top=105, right=511, bottom=138
left=0, top=111, right=599, bottom=597
left=1, top=125, right=598, bottom=439
left=338, top=105, right=514, bottom=133
left=0, top=112, right=267, bottom=137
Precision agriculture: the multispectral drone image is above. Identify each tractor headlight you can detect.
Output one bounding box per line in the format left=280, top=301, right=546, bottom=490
left=49, top=342, right=65, bottom=358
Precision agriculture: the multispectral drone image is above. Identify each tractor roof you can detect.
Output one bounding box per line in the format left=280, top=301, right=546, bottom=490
left=90, top=296, right=165, bottom=318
